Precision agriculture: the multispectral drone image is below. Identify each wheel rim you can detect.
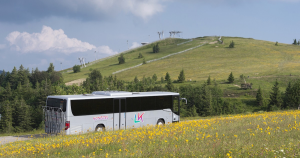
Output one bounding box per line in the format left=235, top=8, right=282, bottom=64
left=158, top=122, right=163, bottom=126
left=96, top=127, right=104, bottom=132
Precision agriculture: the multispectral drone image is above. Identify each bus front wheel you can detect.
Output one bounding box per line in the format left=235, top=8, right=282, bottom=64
left=157, top=119, right=165, bottom=126
left=95, top=124, right=105, bottom=132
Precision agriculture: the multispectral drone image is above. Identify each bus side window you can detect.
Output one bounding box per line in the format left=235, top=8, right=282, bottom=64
left=140, top=96, right=156, bottom=111
left=126, top=97, right=141, bottom=112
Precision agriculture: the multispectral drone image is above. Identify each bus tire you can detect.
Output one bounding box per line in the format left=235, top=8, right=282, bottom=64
left=95, top=124, right=105, bottom=132
left=157, top=119, right=165, bottom=126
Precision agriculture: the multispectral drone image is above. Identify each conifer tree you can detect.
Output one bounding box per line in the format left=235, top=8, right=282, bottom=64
left=10, top=66, right=18, bottom=89
left=161, top=77, right=164, bottom=83
left=207, top=75, right=211, bottom=85
left=118, top=54, right=125, bottom=64
left=165, top=78, right=174, bottom=91
left=229, top=40, right=235, bottom=48
left=227, top=72, right=234, bottom=83
left=155, top=43, right=160, bottom=53
left=152, top=74, right=157, bottom=82
left=47, top=63, right=55, bottom=73
left=0, top=70, right=6, bottom=87
left=256, top=86, right=263, bottom=106
left=268, top=79, right=282, bottom=111
left=134, top=76, right=139, bottom=83
left=3, top=82, right=12, bottom=101
left=152, top=45, right=156, bottom=53
left=283, top=82, right=293, bottom=109
left=165, top=72, right=171, bottom=82
left=178, top=69, right=185, bottom=83
left=18, top=98, right=32, bottom=131
left=0, top=100, right=13, bottom=133
left=293, top=39, right=297, bottom=45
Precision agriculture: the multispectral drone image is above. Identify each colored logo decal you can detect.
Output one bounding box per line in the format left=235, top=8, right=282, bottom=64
left=134, top=113, right=144, bottom=123
left=93, top=116, right=108, bottom=121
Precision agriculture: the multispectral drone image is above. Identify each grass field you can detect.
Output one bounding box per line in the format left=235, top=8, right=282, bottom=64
left=116, top=37, right=300, bottom=82
left=62, top=37, right=215, bottom=83
left=1, top=110, right=300, bottom=157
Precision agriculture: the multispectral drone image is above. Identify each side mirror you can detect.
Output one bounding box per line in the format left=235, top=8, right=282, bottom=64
left=180, top=98, right=187, bottom=105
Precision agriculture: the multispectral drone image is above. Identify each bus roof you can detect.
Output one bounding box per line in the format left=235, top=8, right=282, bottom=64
left=47, top=91, right=180, bottom=100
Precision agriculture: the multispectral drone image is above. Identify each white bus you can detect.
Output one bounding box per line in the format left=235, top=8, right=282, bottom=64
left=43, top=91, right=186, bottom=135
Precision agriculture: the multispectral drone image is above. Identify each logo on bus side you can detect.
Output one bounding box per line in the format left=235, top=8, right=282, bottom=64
left=134, top=113, right=144, bottom=123
left=93, top=116, right=108, bottom=121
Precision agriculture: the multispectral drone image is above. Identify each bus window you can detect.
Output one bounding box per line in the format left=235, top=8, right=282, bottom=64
left=140, top=96, right=156, bottom=111
left=126, top=97, right=140, bottom=112
left=47, top=98, right=66, bottom=112
left=71, top=99, right=113, bottom=116
left=173, top=96, right=179, bottom=115
left=157, top=96, right=172, bottom=110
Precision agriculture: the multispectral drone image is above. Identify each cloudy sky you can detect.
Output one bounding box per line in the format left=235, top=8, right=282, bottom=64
left=0, top=0, right=299, bottom=72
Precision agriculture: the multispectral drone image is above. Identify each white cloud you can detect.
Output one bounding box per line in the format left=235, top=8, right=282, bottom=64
left=130, top=42, right=141, bottom=49
left=6, top=25, right=96, bottom=54
left=0, top=44, right=5, bottom=49
left=95, top=46, right=118, bottom=55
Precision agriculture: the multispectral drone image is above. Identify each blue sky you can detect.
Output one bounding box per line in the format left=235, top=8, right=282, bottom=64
left=0, top=0, right=299, bottom=72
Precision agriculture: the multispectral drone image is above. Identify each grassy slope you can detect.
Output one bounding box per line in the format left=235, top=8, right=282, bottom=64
left=62, top=37, right=214, bottom=83
left=116, top=37, right=300, bottom=82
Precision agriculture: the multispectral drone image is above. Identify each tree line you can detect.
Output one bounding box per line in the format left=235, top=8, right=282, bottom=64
left=0, top=65, right=299, bottom=133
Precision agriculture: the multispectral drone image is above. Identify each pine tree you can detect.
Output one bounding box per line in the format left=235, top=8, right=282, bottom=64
left=256, top=86, right=263, bottom=106
left=229, top=40, right=235, bottom=48
left=283, top=82, right=293, bottom=109
left=152, top=74, right=157, bottom=82
left=3, top=82, right=12, bottom=100
left=0, top=100, right=13, bottom=133
left=165, top=72, right=171, bottom=82
left=268, top=79, right=282, bottom=111
left=134, top=76, right=139, bottom=83
left=153, top=45, right=156, bottom=53
left=155, top=43, right=160, bottom=53
left=293, top=39, right=297, bottom=45
left=118, top=54, right=125, bottom=64
left=227, top=72, right=234, bottom=83
left=10, top=66, right=18, bottom=89
left=178, top=69, right=185, bottom=83
left=47, top=63, right=55, bottom=73
left=18, top=98, right=32, bottom=131
left=0, top=70, right=6, bottom=87
left=138, top=53, right=143, bottom=58
left=207, top=75, right=211, bottom=85
left=165, top=79, right=174, bottom=91
left=161, top=77, right=164, bottom=83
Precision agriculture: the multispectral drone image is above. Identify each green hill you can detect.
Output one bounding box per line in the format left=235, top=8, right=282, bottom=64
left=62, top=37, right=215, bottom=83
left=63, top=36, right=300, bottom=94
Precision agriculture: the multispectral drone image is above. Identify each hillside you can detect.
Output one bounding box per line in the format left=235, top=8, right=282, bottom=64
left=63, top=37, right=300, bottom=87
left=62, top=37, right=215, bottom=83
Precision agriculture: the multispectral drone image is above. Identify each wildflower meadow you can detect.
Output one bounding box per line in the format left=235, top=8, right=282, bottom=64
left=1, top=110, right=300, bottom=157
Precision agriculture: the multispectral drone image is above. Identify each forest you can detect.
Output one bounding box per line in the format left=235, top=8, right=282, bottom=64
left=1, top=63, right=300, bottom=133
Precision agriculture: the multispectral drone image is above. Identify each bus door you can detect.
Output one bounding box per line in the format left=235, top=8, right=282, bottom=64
left=172, top=96, right=180, bottom=122
left=113, top=98, right=126, bottom=130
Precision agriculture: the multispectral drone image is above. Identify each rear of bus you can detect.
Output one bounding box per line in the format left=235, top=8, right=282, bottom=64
left=43, top=97, right=69, bottom=134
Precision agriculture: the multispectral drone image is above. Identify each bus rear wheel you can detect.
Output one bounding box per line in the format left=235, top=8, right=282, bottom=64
left=95, top=125, right=105, bottom=132
left=157, top=119, right=165, bottom=126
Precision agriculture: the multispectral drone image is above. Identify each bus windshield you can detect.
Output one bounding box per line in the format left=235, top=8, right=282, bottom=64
left=47, top=98, right=66, bottom=112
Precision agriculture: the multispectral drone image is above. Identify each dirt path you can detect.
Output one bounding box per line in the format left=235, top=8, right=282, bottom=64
left=65, top=78, right=86, bottom=86
left=0, top=134, right=50, bottom=145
